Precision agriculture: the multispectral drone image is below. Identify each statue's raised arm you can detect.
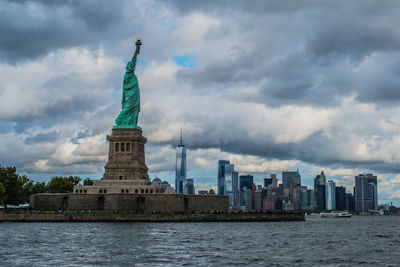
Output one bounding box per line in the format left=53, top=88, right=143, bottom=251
left=131, top=38, right=142, bottom=73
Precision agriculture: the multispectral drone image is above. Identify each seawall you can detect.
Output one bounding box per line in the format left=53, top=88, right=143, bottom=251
left=0, top=213, right=304, bottom=222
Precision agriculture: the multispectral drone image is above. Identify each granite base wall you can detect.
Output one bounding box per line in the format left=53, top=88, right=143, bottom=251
left=29, top=194, right=69, bottom=210
left=184, top=195, right=228, bottom=211
left=30, top=193, right=229, bottom=212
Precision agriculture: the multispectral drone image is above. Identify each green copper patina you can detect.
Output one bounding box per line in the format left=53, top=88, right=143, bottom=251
left=114, top=38, right=143, bottom=130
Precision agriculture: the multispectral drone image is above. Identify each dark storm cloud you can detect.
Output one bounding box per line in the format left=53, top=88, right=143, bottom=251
left=173, top=0, right=400, bottom=106
left=292, top=131, right=396, bottom=172
left=0, top=0, right=126, bottom=62
left=24, top=131, right=59, bottom=144
left=177, top=47, right=348, bottom=106
left=358, top=78, right=400, bottom=104
left=305, top=6, right=400, bottom=61
left=161, top=129, right=400, bottom=174
left=4, top=85, right=111, bottom=125
left=354, top=52, right=400, bottom=104
left=70, top=129, right=98, bottom=144
left=157, top=129, right=295, bottom=163
left=177, top=44, right=260, bottom=86
left=165, top=0, right=335, bottom=15
left=167, top=0, right=400, bottom=19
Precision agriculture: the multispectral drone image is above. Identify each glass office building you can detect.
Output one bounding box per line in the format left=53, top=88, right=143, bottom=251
left=325, top=180, right=336, bottom=210
left=282, top=171, right=299, bottom=190
left=239, top=175, right=254, bottom=191
left=217, top=160, right=230, bottom=195
left=217, top=160, right=235, bottom=206
left=316, top=184, right=326, bottom=211
left=282, top=171, right=301, bottom=210
left=264, top=178, right=272, bottom=187
left=335, top=186, right=346, bottom=210
left=301, top=187, right=316, bottom=210
left=175, top=135, right=187, bottom=194
left=314, top=171, right=326, bottom=210
left=232, top=171, right=239, bottom=206
left=224, top=163, right=234, bottom=206
left=184, top=178, right=195, bottom=194
left=355, top=174, right=378, bottom=212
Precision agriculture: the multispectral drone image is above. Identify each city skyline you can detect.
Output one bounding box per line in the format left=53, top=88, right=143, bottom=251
left=1, top=1, right=400, bottom=205
left=210, top=161, right=378, bottom=212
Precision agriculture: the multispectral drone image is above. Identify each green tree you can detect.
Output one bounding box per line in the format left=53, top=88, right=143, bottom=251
left=0, top=165, right=32, bottom=204
left=83, top=178, right=93, bottom=186
left=24, top=180, right=48, bottom=195
left=0, top=182, right=6, bottom=205
left=47, top=176, right=81, bottom=193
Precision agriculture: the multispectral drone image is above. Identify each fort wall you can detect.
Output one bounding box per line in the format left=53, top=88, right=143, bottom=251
left=29, top=194, right=69, bottom=210
left=30, top=193, right=229, bottom=212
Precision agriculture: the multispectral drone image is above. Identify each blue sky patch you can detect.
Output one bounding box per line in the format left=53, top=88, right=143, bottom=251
left=0, top=122, right=14, bottom=134
left=136, top=58, right=147, bottom=67
left=161, top=19, right=178, bottom=32
left=173, top=53, right=197, bottom=68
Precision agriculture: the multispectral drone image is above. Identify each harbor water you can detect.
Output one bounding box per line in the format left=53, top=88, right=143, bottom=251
left=1, top=216, right=399, bottom=266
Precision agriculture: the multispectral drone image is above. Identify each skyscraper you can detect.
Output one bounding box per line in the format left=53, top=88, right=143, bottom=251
left=264, top=177, right=272, bottom=187
left=217, top=160, right=230, bottom=195
left=184, top=178, right=195, bottom=194
left=325, top=180, right=336, bottom=210
left=232, top=171, right=239, bottom=207
left=345, top=193, right=354, bottom=211
left=240, top=187, right=252, bottom=210
left=263, top=174, right=277, bottom=189
left=282, top=171, right=301, bottom=210
left=314, top=171, right=326, bottom=210
left=314, top=171, right=326, bottom=190
left=217, top=160, right=235, bottom=206
left=308, top=188, right=316, bottom=209
left=282, top=171, right=299, bottom=190
left=224, top=163, right=235, bottom=206
left=270, top=174, right=278, bottom=189
left=300, top=186, right=308, bottom=209
left=238, top=175, right=254, bottom=210
left=316, top=185, right=326, bottom=211
left=175, top=130, right=187, bottom=194
left=354, top=173, right=378, bottom=212
left=239, top=175, right=254, bottom=191
left=301, top=186, right=316, bottom=210
left=335, top=186, right=346, bottom=210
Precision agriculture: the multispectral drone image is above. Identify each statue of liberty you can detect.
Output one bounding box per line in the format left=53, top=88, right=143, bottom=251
left=114, top=38, right=143, bottom=130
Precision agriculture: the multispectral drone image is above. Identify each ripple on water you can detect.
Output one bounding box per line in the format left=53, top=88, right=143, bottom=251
left=1, top=217, right=400, bottom=266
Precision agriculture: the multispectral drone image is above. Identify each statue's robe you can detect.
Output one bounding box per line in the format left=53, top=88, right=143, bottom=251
left=115, top=68, right=140, bottom=128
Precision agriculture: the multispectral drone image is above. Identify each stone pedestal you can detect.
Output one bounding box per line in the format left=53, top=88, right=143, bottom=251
left=103, top=128, right=149, bottom=181
left=73, top=128, right=159, bottom=195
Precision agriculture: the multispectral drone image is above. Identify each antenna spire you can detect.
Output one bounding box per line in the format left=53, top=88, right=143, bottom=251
left=180, top=128, right=183, bottom=146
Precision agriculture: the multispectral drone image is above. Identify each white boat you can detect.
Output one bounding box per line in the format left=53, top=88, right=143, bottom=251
left=320, top=211, right=352, bottom=218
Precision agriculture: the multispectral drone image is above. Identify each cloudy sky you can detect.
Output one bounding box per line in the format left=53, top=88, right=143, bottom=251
left=1, top=0, right=400, bottom=204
